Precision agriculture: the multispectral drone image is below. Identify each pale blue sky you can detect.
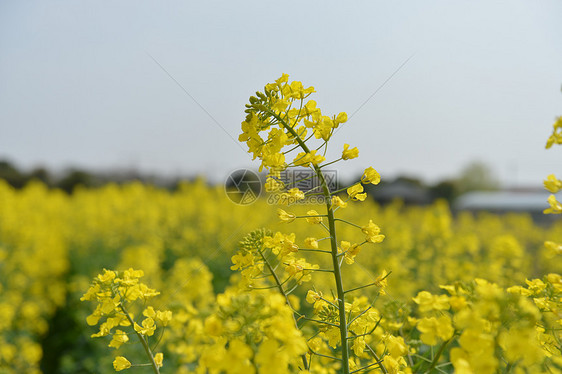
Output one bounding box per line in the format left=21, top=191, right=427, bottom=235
left=1, top=0, right=561, bottom=186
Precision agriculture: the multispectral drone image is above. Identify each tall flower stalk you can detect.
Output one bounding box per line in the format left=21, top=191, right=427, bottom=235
left=80, top=268, right=172, bottom=373
left=236, top=74, right=388, bottom=373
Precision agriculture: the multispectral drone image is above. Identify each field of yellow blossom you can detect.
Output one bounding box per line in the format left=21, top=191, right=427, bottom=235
left=1, top=75, right=561, bottom=374
left=0, top=178, right=560, bottom=373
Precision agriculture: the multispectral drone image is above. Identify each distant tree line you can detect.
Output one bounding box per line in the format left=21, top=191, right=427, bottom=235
left=0, top=159, right=499, bottom=202
left=0, top=160, right=95, bottom=193
left=0, top=159, right=189, bottom=194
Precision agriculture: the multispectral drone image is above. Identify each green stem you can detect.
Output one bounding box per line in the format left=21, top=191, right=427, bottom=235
left=333, top=218, right=363, bottom=229
left=347, top=306, right=372, bottom=329
left=426, top=337, right=453, bottom=373
left=299, top=248, right=333, bottom=254
left=319, top=158, right=343, bottom=168
left=314, top=164, right=351, bottom=373
left=119, top=304, right=160, bottom=374
left=271, top=108, right=351, bottom=374
left=300, top=317, right=340, bottom=328
left=309, top=349, right=343, bottom=361
left=344, top=271, right=392, bottom=294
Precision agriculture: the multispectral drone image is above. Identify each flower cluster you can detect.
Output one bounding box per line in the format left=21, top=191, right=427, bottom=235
left=81, top=268, right=171, bottom=372
left=305, top=287, right=411, bottom=374
left=198, top=288, right=308, bottom=374
left=545, top=116, right=562, bottom=149
left=544, top=175, right=562, bottom=215
left=0, top=181, right=68, bottom=373
left=238, top=74, right=388, bottom=373
left=239, top=73, right=347, bottom=173
left=231, top=229, right=320, bottom=290
left=404, top=278, right=562, bottom=373
left=544, top=109, right=561, bottom=219
left=543, top=114, right=562, bottom=258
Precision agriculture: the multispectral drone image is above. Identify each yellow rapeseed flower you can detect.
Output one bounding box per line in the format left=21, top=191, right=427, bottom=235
left=156, top=310, right=172, bottom=326
left=544, top=174, right=562, bottom=193
left=306, top=210, right=323, bottom=224
left=154, top=352, right=164, bottom=368
left=265, top=177, right=285, bottom=192
left=417, top=316, right=454, bottom=345
left=544, top=194, right=562, bottom=214
left=347, top=184, right=367, bottom=201
left=331, top=195, right=348, bottom=209
left=306, top=290, right=322, bottom=304
left=113, top=356, right=131, bottom=371
left=361, top=167, right=381, bottom=185
left=412, top=291, right=450, bottom=313
left=133, top=317, right=156, bottom=336
left=361, top=220, right=385, bottom=243
left=304, top=237, right=319, bottom=249
left=108, top=329, right=129, bottom=349
left=277, top=209, right=296, bottom=223
left=342, top=144, right=359, bottom=160
left=293, top=150, right=326, bottom=167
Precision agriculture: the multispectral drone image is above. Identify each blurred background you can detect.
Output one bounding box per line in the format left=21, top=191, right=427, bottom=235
left=1, top=0, right=561, bottom=199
